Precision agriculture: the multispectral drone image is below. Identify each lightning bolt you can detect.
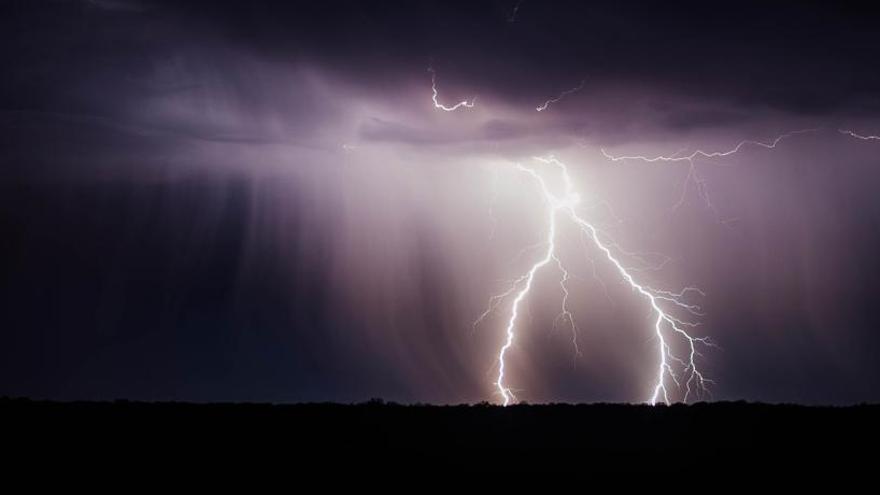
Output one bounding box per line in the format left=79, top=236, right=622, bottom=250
left=552, top=254, right=580, bottom=361
left=840, top=129, right=880, bottom=141
left=436, top=70, right=865, bottom=405
left=599, top=129, right=817, bottom=218
left=428, top=66, right=476, bottom=112
left=536, top=80, right=586, bottom=112
left=599, top=129, right=817, bottom=164
left=481, top=156, right=713, bottom=406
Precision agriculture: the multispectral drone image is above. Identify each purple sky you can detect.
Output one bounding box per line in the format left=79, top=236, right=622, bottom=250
left=1, top=0, right=879, bottom=404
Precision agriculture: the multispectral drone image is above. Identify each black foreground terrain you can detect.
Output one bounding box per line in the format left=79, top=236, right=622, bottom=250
left=3, top=398, right=877, bottom=475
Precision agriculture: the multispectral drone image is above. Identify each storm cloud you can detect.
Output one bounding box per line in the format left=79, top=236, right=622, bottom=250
left=2, top=0, right=879, bottom=404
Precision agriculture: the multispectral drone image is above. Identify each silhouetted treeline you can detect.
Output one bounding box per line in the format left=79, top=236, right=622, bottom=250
left=2, top=397, right=878, bottom=475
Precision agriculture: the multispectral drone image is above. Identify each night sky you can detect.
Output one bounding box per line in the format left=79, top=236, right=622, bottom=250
left=2, top=0, right=880, bottom=404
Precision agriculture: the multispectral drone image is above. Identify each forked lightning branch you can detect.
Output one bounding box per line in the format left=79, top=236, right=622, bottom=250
left=429, top=67, right=877, bottom=405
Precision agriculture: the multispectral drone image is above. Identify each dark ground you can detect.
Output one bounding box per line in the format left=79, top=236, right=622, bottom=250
left=3, top=397, right=878, bottom=477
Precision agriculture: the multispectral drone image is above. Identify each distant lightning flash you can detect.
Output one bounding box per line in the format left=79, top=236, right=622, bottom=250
left=508, top=0, right=524, bottom=23
left=484, top=156, right=713, bottom=406
left=840, top=129, right=880, bottom=141
left=428, top=66, right=476, bottom=112
left=536, top=80, right=586, bottom=112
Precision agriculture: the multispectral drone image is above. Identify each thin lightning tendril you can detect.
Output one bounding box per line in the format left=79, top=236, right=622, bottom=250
left=428, top=66, right=476, bottom=112
left=600, top=129, right=817, bottom=164
left=600, top=129, right=818, bottom=219
left=536, top=80, right=586, bottom=112
left=552, top=254, right=580, bottom=361
left=840, top=129, right=880, bottom=141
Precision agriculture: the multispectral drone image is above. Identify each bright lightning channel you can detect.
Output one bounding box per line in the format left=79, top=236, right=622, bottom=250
left=536, top=80, right=586, bottom=112
left=428, top=66, right=476, bottom=112
left=482, top=156, right=713, bottom=406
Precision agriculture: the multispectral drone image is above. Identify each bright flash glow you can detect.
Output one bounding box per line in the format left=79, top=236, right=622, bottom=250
left=840, top=129, right=880, bottom=141
left=481, top=156, right=713, bottom=406
left=536, top=80, right=586, bottom=112
left=428, top=66, right=476, bottom=112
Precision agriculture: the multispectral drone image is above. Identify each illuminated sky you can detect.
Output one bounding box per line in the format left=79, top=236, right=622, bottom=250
left=2, top=0, right=880, bottom=404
